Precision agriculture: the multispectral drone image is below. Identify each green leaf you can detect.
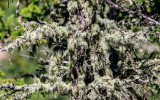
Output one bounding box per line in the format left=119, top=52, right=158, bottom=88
left=15, top=78, right=25, bottom=85
left=0, top=8, right=4, bottom=17
left=7, top=14, right=14, bottom=27
left=136, top=0, right=143, bottom=3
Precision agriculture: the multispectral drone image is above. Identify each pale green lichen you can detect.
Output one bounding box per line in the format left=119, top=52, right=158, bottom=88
left=0, top=0, right=160, bottom=100
left=67, top=1, right=78, bottom=12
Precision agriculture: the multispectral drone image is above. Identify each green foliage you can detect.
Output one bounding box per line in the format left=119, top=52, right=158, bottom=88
left=0, top=70, right=5, bottom=77
left=0, top=70, right=13, bottom=85
left=15, top=78, right=25, bottom=86
left=0, top=8, right=4, bottom=16
left=0, top=8, right=23, bottom=41
left=20, top=3, right=42, bottom=18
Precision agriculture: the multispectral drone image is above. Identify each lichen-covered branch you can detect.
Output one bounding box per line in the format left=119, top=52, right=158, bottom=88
left=1, top=0, right=160, bottom=100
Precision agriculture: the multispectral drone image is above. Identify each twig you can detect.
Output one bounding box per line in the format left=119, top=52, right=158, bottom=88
left=104, top=0, right=160, bottom=26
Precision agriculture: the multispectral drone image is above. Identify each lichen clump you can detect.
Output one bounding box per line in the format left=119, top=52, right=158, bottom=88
left=0, top=0, right=160, bottom=100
